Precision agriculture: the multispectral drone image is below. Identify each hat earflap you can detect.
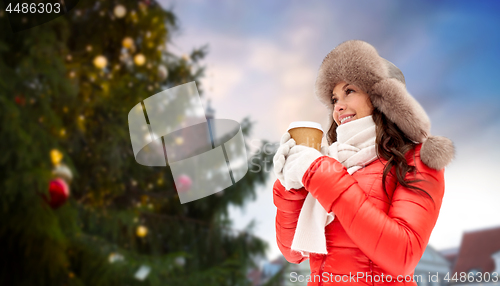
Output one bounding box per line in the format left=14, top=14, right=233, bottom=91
left=420, top=136, right=455, bottom=170
left=370, top=78, right=430, bottom=143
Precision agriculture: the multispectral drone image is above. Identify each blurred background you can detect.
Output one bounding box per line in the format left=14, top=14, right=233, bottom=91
left=1, top=0, right=500, bottom=285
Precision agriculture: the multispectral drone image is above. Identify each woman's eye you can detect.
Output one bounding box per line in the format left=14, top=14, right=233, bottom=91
left=346, top=89, right=354, bottom=95
left=330, top=98, right=337, bottom=104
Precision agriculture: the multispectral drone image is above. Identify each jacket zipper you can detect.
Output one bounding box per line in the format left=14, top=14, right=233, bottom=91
left=318, top=255, right=327, bottom=286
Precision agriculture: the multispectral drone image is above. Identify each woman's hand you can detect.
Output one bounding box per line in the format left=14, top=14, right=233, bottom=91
left=282, top=145, right=323, bottom=190
left=273, top=132, right=296, bottom=187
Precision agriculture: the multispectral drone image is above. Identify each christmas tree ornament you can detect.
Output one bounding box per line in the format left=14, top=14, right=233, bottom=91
left=136, top=225, right=148, bottom=237
left=46, top=178, right=70, bottom=209
left=122, top=37, right=134, bottom=49
left=50, top=149, right=64, bottom=166
left=175, top=256, right=186, bottom=267
left=176, top=174, right=192, bottom=193
left=134, top=53, right=146, bottom=66
left=86, top=45, right=92, bottom=52
left=52, top=163, right=73, bottom=182
left=93, top=55, right=108, bottom=69
left=14, top=95, right=26, bottom=106
left=157, top=65, right=168, bottom=80
left=69, top=71, right=76, bottom=78
left=134, top=265, right=151, bottom=281
left=108, top=253, right=124, bottom=263
left=66, top=54, right=72, bottom=61
left=113, top=4, right=127, bottom=18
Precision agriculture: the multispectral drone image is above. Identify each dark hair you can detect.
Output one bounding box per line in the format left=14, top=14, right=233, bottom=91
left=326, top=108, right=433, bottom=202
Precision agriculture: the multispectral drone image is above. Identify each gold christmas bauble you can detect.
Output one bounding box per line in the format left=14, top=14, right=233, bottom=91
left=122, top=37, right=134, bottom=49
left=93, top=55, right=107, bottom=69
left=50, top=149, right=63, bottom=166
left=114, top=5, right=127, bottom=18
left=134, top=54, right=146, bottom=66
left=136, top=225, right=148, bottom=237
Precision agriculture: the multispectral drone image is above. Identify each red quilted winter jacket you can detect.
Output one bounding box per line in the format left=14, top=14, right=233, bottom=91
left=274, top=144, right=445, bottom=286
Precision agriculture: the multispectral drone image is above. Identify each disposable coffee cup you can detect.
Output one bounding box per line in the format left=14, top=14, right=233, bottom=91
left=287, top=121, right=324, bottom=151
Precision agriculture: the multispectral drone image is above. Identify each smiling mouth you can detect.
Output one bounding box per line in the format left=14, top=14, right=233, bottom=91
left=340, top=115, right=355, bottom=125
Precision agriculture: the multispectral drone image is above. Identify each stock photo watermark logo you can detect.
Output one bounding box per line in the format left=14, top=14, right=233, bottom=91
left=128, top=82, right=248, bottom=204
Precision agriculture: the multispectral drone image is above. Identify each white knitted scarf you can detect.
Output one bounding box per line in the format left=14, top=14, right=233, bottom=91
left=291, top=115, right=378, bottom=256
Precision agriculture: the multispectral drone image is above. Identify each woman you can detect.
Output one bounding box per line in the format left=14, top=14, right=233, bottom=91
left=273, top=40, right=454, bottom=286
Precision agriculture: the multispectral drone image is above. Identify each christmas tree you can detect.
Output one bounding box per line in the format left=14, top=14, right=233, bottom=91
left=0, top=1, right=274, bottom=285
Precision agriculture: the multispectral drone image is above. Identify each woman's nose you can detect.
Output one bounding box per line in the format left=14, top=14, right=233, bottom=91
left=334, top=101, right=346, bottom=112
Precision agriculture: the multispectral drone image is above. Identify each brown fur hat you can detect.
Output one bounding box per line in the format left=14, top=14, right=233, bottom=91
left=315, top=40, right=454, bottom=170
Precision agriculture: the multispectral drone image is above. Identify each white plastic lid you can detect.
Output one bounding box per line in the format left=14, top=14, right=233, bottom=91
left=287, top=121, right=324, bottom=132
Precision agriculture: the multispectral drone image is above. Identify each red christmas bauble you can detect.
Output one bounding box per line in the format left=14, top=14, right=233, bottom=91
left=46, top=178, right=70, bottom=209
left=14, top=95, right=26, bottom=106
left=176, top=174, right=192, bottom=193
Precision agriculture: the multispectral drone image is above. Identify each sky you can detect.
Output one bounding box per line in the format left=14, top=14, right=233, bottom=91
left=159, top=0, right=500, bottom=260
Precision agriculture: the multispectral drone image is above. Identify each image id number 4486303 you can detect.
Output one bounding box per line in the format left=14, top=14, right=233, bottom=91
left=5, top=2, right=61, bottom=14
left=444, top=272, right=498, bottom=283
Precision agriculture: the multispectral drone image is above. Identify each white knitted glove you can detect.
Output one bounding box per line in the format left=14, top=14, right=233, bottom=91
left=273, top=132, right=296, bottom=186
left=282, top=145, right=323, bottom=190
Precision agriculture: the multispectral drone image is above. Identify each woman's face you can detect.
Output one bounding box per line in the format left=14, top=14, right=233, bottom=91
left=331, top=81, right=374, bottom=126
